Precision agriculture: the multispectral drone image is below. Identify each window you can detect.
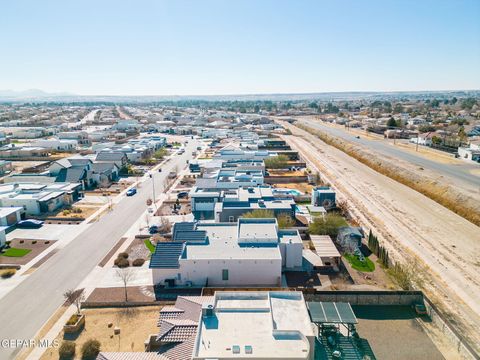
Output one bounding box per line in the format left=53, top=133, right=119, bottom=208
left=177, top=273, right=181, bottom=281
left=222, top=269, right=229, bottom=281
left=228, top=216, right=235, bottom=222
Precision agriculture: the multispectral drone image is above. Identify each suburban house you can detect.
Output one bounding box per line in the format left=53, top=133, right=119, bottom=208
left=112, top=119, right=141, bottom=132
left=190, top=185, right=295, bottom=221
left=150, top=218, right=303, bottom=287
left=57, top=131, right=91, bottom=146
left=0, top=146, right=49, bottom=158
left=31, top=139, right=77, bottom=151
left=91, top=162, right=120, bottom=187
left=0, top=206, right=24, bottom=227
left=409, top=132, right=434, bottom=146
left=95, top=151, right=128, bottom=168
left=458, top=140, right=480, bottom=162
left=195, top=167, right=264, bottom=192
left=98, top=291, right=315, bottom=360
left=0, top=182, right=82, bottom=215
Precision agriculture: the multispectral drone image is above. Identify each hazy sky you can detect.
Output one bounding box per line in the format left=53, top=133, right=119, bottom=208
left=1, top=0, right=479, bottom=95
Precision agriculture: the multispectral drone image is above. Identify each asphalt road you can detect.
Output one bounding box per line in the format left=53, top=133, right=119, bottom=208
left=0, top=139, right=198, bottom=359
left=296, top=118, right=480, bottom=188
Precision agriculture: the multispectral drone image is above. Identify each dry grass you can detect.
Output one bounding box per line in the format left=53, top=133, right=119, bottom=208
left=40, top=306, right=161, bottom=359
left=296, top=123, right=480, bottom=226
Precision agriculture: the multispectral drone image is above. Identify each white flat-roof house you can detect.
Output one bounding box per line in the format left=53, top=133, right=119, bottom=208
left=98, top=291, right=315, bottom=360
left=150, top=218, right=303, bottom=287
left=192, top=291, right=315, bottom=360
left=0, top=183, right=82, bottom=215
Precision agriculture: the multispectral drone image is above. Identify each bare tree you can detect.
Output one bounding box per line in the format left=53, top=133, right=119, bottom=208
left=115, top=268, right=135, bottom=302
left=63, top=288, right=85, bottom=315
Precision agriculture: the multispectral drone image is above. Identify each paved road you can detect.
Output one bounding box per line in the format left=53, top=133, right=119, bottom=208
left=296, top=118, right=480, bottom=188
left=0, top=139, right=198, bottom=359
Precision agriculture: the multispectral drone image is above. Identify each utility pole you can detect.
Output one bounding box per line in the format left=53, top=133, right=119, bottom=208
left=150, top=172, right=157, bottom=207
left=416, top=136, right=419, bottom=152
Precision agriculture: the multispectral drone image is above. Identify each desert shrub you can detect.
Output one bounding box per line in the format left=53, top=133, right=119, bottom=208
left=132, top=258, right=145, bottom=267
left=241, top=209, right=274, bottom=219
left=1, top=269, right=16, bottom=278
left=32, top=240, right=37, bottom=244
left=81, top=339, right=101, bottom=360
left=118, top=252, right=129, bottom=259
left=58, top=340, right=76, bottom=359
left=63, top=210, right=71, bottom=216
left=72, top=207, right=83, bottom=213
left=19, top=240, right=24, bottom=244
left=264, top=155, right=289, bottom=169
left=114, top=258, right=129, bottom=268
left=277, top=213, right=295, bottom=228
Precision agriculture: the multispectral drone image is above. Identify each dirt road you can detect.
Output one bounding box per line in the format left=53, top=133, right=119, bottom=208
left=281, top=122, right=480, bottom=354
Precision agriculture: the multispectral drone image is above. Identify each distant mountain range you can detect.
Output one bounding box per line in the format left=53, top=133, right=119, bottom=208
left=0, top=89, right=75, bottom=99
left=0, top=89, right=478, bottom=103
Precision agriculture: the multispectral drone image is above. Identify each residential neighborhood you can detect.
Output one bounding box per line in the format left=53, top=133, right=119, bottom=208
left=0, top=96, right=478, bottom=360
left=1, top=1, right=480, bottom=359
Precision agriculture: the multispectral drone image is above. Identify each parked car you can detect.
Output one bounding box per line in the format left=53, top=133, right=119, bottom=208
left=17, top=219, right=44, bottom=229
left=126, top=188, right=137, bottom=196
left=149, top=225, right=159, bottom=234
left=177, top=191, right=189, bottom=199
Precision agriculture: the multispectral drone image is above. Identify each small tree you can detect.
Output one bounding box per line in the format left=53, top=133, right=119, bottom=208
left=81, top=339, right=101, bottom=360
left=63, top=288, right=85, bottom=315
left=116, top=268, right=135, bottom=302
left=308, top=213, right=348, bottom=237
left=277, top=213, right=295, bottom=228
left=264, top=155, right=289, bottom=169
left=58, top=340, right=76, bottom=360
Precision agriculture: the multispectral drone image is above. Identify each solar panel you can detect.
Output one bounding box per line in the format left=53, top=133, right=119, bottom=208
left=307, top=302, right=358, bottom=324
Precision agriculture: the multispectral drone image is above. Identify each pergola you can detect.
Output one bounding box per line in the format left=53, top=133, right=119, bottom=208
left=307, top=301, right=358, bottom=337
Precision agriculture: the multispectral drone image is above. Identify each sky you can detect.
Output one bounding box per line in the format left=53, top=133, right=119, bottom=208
left=1, top=0, right=479, bottom=96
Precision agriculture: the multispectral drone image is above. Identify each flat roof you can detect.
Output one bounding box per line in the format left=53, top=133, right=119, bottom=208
left=194, top=291, right=313, bottom=359
left=187, top=223, right=281, bottom=260
left=307, top=302, right=357, bottom=324
left=0, top=207, right=23, bottom=218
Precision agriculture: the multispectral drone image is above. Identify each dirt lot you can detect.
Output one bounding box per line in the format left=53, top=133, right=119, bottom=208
left=157, top=200, right=191, bottom=216
left=85, top=286, right=156, bottom=304
left=0, top=239, right=55, bottom=265
left=282, top=123, right=480, bottom=353
left=273, top=182, right=314, bottom=194
left=40, top=306, right=161, bottom=359
left=353, top=305, right=445, bottom=360
left=124, top=237, right=151, bottom=261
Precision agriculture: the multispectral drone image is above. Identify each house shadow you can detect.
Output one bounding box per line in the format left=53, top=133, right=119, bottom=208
left=352, top=305, right=418, bottom=320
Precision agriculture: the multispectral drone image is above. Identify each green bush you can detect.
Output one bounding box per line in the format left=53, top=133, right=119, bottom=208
left=308, top=213, right=348, bottom=237
left=81, top=339, right=101, bottom=360
left=58, top=340, right=76, bottom=359
left=132, top=258, right=145, bottom=267
left=1, top=269, right=16, bottom=278
left=114, top=258, right=129, bottom=268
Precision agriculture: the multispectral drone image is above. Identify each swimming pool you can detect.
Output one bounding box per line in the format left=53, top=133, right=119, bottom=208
left=273, top=188, right=304, bottom=196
